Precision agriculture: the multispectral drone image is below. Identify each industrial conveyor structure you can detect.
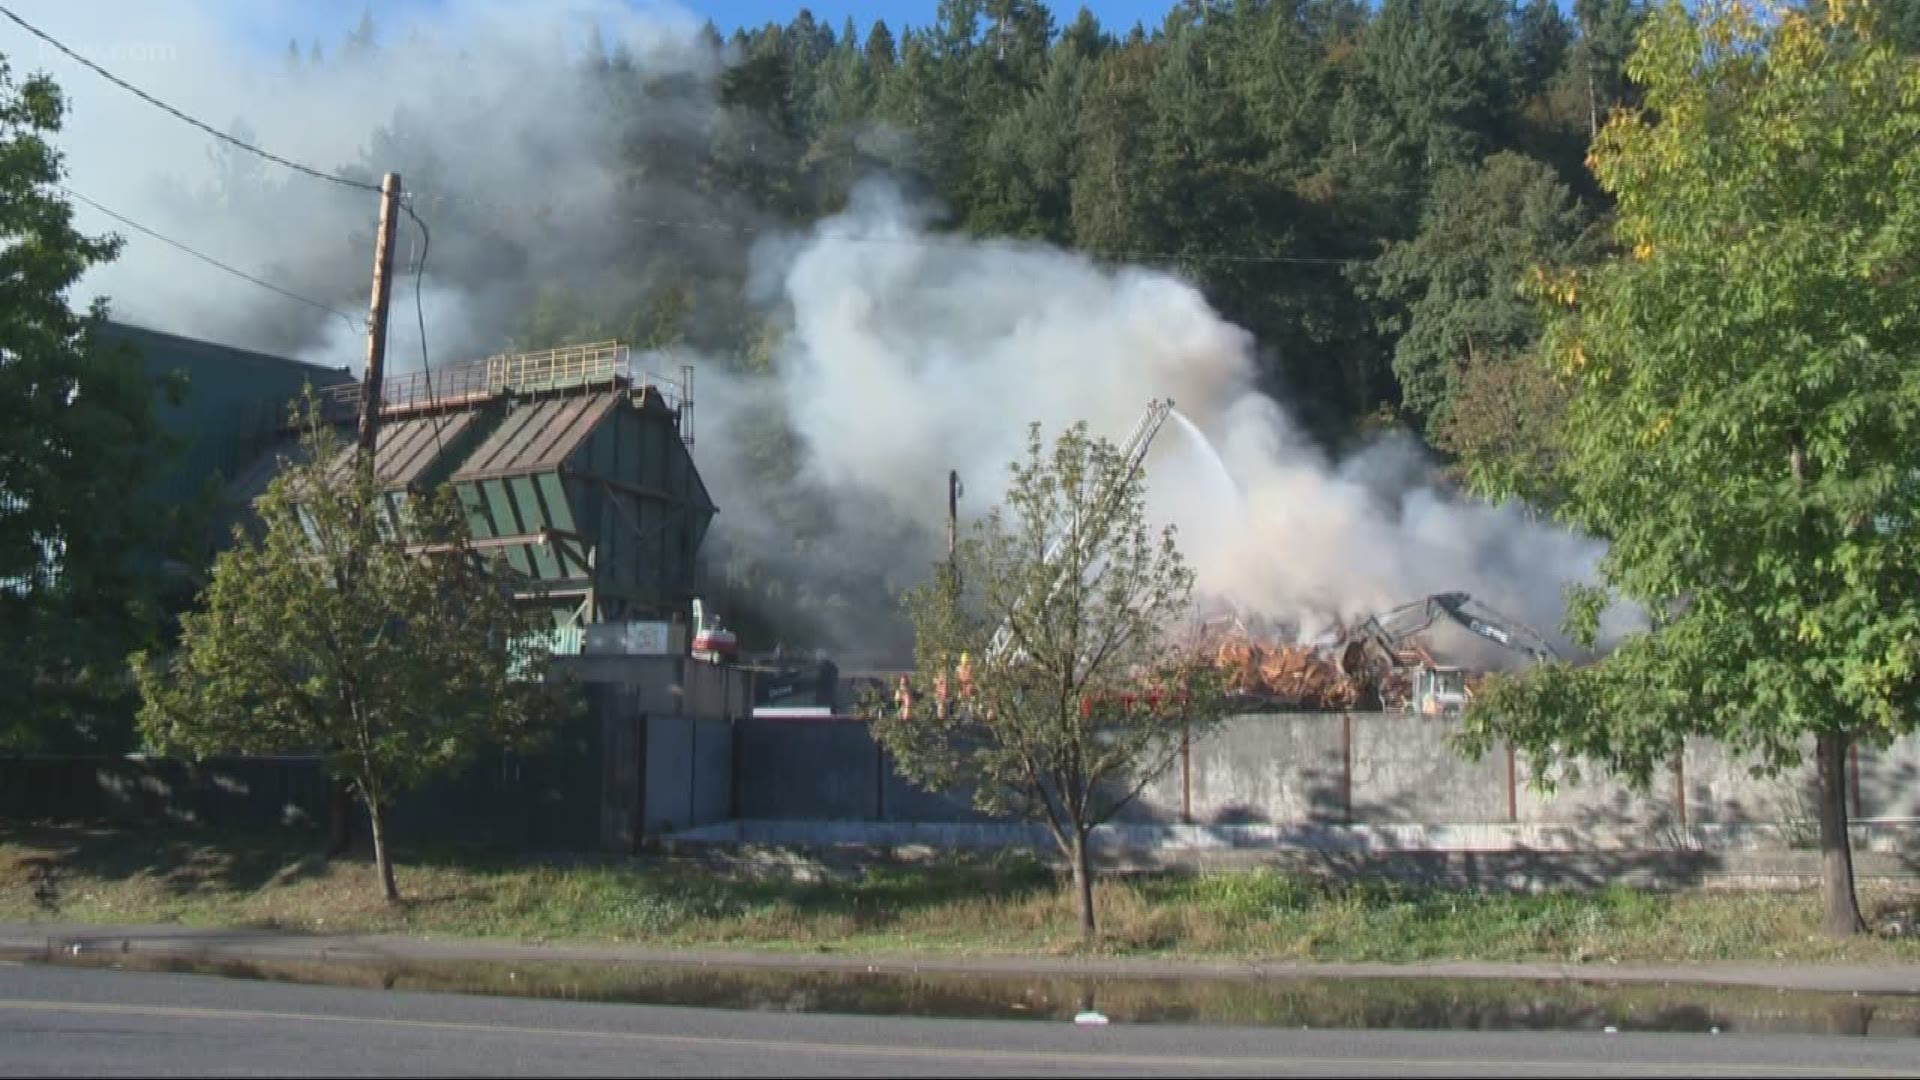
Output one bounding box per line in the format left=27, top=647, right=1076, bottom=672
left=309, top=341, right=715, bottom=629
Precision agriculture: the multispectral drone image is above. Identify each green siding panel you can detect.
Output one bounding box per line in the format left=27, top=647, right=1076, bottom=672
left=508, top=476, right=548, bottom=532
left=458, top=485, right=496, bottom=539
left=537, top=473, right=574, bottom=533
left=487, top=479, right=527, bottom=536
left=505, top=545, right=533, bottom=576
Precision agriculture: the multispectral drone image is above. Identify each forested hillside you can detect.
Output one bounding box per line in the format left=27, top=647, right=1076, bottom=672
left=454, top=0, right=1643, bottom=448
left=279, top=0, right=1653, bottom=653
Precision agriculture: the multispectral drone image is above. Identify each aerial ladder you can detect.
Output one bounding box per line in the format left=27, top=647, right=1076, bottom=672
left=981, top=398, right=1177, bottom=667
left=1335, top=591, right=1558, bottom=717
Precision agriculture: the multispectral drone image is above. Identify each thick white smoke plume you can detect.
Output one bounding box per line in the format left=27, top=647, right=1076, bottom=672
left=713, top=183, right=1625, bottom=658
left=30, top=0, right=722, bottom=369
left=27, top=1, right=1622, bottom=656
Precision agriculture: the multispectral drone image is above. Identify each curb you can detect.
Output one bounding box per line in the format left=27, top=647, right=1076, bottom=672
left=4, top=923, right=1918, bottom=995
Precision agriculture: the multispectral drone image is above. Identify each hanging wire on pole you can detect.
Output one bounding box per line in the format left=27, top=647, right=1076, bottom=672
left=2, top=6, right=456, bottom=454
left=401, top=199, right=448, bottom=460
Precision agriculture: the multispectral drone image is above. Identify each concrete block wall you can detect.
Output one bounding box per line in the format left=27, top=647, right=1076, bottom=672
left=1858, top=737, right=1920, bottom=819
left=1350, top=714, right=1505, bottom=824
left=1514, top=754, right=1676, bottom=827
left=1682, top=738, right=1812, bottom=826
left=0, top=755, right=327, bottom=829
left=725, top=713, right=1920, bottom=831
left=691, top=719, right=734, bottom=825
left=734, top=719, right=882, bottom=820
left=13, top=707, right=1916, bottom=853
left=1185, top=714, right=1347, bottom=824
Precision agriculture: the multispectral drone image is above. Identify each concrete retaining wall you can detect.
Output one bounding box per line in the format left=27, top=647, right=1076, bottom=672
left=639, top=716, right=732, bottom=835
left=0, top=738, right=603, bottom=851
left=14, top=707, right=1918, bottom=854
left=0, top=755, right=328, bottom=830
left=1353, top=714, right=1507, bottom=824
left=734, top=719, right=884, bottom=821
left=729, top=713, right=1920, bottom=830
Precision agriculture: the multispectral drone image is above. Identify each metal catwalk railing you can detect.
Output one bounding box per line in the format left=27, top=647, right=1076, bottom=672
left=316, top=341, right=692, bottom=440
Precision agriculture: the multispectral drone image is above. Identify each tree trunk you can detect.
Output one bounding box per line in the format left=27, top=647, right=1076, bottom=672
left=366, top=796, right=400, bottom=906
left=1815, top=730, right=1865, bottom=937
left=1587, top=66, right=1599, bottom=141
left=1071, top=830, right=1095, bottom=941
left=325, top=779, right=353, bottom=857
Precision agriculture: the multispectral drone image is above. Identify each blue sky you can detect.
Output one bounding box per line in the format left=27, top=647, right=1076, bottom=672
left=268, top=1, right=1172, bottom=51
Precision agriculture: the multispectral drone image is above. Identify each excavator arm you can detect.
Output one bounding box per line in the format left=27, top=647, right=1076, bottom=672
left=1431, top=592, right=1558, bottom=663
left=1344, top=592, right=1557, bottom=665
left=1334, top=591, right=1558, bottom=715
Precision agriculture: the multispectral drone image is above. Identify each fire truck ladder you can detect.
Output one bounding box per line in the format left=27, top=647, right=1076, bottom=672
left=983, top=399, right=1176, bottom=665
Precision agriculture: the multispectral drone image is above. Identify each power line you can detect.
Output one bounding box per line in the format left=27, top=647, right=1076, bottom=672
left=628, top=213, right=1366, bottom=265
left=0, top=6, right=458, bottom=442
left=60, top=184, right=362, bottom=333
left=0, top=4, right=381, bottom=195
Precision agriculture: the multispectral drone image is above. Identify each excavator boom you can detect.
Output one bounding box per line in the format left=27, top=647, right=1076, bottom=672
left=1334, top=591, right=1558, bottom=716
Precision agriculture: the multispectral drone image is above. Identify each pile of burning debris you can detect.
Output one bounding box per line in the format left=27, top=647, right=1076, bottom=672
left=1206, top=634, right=1357, bottom=711
left=1186, top=592, right=1557, bottom=715
left=1185, top=619, right=1447, bottom=713
left=1183, top=617, right=1348, bottom=711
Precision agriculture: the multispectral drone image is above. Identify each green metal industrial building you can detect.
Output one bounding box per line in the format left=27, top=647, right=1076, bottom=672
left=114, top=321, right=716, bottom=635
left=105, top=321, right=355, bottom=552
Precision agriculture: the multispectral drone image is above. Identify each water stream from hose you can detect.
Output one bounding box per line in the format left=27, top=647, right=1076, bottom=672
left=1166, top=408, right=1242, bottom=510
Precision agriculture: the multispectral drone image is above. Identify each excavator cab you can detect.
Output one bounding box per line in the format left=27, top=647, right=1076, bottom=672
left=1413, top=666, right=1469, bottom=719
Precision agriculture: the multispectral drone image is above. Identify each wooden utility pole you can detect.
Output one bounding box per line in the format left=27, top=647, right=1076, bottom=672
left=357, top=172, right=403, bottom=453
left=952, top=466, right=967, bottom=553
left=330, top=171, right=402, bottom=859
left=947, top=469, right=961, bottom=577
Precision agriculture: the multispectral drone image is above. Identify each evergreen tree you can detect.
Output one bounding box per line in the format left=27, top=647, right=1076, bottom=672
left=1362, top=150, right=1597, bottom=438
left=865, top=20, right=899, bottom=70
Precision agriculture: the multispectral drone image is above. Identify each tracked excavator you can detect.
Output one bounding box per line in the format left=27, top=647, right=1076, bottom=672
left=1334, top=592, right=1558, bottom=718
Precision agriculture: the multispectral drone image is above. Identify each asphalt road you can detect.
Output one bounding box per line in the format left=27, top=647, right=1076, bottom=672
left=2, top=961, right=1917, bottom=1077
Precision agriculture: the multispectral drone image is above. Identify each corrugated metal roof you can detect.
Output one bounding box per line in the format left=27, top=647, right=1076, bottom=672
left=451, top=392, right=620, bottom=481
left=371, top=411, right=479, bottom=487
left=320, top=411, right=480, bottom=491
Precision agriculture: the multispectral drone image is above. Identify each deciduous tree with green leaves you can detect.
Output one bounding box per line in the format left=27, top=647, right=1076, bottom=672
left=137, top=414, right=574, bottom=904
left=0, top=59, right=173, bottom=753
left=873, top=421, right=1225, bottom=940
left=1456, top=0, right=1920, bottom=936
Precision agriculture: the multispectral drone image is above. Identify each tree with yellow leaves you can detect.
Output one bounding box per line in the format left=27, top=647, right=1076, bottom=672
left=1458, top=0, right=1920, bottom=936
